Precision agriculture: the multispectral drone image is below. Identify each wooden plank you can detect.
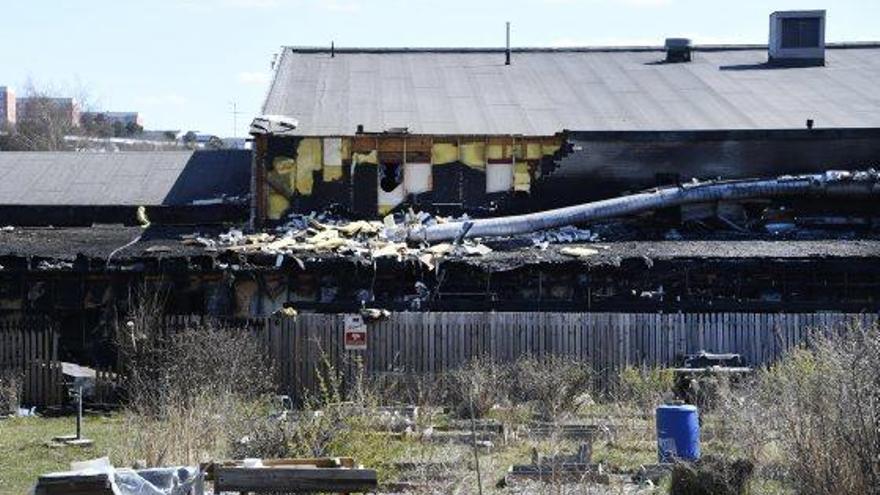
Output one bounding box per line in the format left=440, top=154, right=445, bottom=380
left=214, top=466, right=378, bottom=493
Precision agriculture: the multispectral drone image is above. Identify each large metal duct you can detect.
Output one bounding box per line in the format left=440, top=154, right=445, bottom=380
left=409, top=170, right=880, bottom=243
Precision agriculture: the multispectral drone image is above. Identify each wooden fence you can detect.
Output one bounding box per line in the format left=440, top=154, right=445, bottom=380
left=255, top=312, right=879, bottom=399
left=5, top=312, right=879, bottom=406
left=1, top=317, right=64, bottom=408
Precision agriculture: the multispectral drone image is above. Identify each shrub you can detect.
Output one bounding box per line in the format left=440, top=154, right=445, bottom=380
left=753, top=324, right=880, bottom=495
left=446, top=359, right=511, bottom=419
left=613, top=366, right=675, bottom=410
left=670, top=455, right=754, bottom=495
left=509, top=355, right=592, bottom=420
left=114, top=289, right=281, bottom=466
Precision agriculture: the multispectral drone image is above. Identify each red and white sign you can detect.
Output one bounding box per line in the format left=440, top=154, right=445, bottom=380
left=344, top=314, right=367, bottom=351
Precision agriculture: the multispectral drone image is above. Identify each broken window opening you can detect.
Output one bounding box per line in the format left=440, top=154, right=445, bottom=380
left=379, top=162, right=403, bottom=192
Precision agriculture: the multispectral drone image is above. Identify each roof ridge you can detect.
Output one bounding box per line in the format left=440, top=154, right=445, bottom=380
left=282, top=42, right=880, bottom=54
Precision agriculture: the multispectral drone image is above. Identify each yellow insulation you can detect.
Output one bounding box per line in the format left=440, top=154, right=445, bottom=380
left=273, top=156, right=296, bottom=175
left=459, top=142, right=486, bottom=169
left=542, top=143, right=561, bottom=156
left=431, top=143, right=458, bottom=165
left=353, top=149, right=379, bottom=165
left=486, top=143, right=506, bottom=161
left=514, top=161, right=531, bottom=193
left=323, top=165, right=343, bottom=182
left=525, top=142, right=543, bottom=160
left=267, top=193, right=290, bottom=220
left=294, top=138, right=322, bottom=195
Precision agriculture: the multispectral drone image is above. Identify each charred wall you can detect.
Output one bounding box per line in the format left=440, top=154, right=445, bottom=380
left=254, top=134, right=563, bottom=224
left=534, top=128, right=880, bottom=209
left=254, top=128, right=880, bottom=222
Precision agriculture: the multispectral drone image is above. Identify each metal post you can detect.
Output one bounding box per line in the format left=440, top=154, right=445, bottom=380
left=505, top=22, right=511, bottom=65
left=75, top=386, right=82, bottom=440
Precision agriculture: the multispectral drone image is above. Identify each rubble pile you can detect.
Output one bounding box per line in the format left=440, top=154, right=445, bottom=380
left=187, top=212, right=608, bottom=270
left=186, top=213, right=497, bottom=271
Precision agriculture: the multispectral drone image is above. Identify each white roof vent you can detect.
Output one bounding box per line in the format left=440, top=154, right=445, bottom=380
left=769, top=10, right=826, bottom=66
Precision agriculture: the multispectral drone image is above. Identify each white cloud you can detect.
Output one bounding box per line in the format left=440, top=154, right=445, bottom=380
left=237, top=71, right=272, bottom=85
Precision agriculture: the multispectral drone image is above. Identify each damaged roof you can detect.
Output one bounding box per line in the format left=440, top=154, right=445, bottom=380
left=2, top=225, right=879, bottom=271
left=0, top=150, right=251, bottom=206
left=265, top=44, right=880, bottom=135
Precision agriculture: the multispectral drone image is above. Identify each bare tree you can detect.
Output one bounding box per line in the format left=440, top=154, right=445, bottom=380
left=7, top=80, right=80, bottom=151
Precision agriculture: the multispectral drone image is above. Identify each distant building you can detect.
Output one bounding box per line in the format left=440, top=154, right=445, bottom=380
left=0, top=86, right=15, bottom=127
left=80, top=111, right=143, bottom=128
left=221, top=137, right=250, bottom=150
left=16, top=96, right=81, bottom=127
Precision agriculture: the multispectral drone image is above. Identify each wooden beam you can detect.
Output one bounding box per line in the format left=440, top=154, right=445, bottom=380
left=214, top=466, right=378, bottom=493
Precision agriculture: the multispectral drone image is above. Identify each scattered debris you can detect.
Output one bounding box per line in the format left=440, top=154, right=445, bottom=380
left=360, top=307, right=391, bottom=321
left=560, top=246, right=599, bottom=258
left=273, top=306, right=297, bottom=318
left=37, top=260, right=74, bottom=271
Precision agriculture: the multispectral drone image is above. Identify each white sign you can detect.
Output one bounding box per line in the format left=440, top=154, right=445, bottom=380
left=344, top=314, right=367, bottom=351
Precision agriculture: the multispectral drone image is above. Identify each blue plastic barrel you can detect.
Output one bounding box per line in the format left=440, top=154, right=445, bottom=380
left=656, top=404, right=700, bottom=462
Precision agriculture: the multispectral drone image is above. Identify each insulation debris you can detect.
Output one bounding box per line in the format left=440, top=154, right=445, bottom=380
left=206, top=213, right=508, bottom=270
left=560, top=247, right=599, bottom=258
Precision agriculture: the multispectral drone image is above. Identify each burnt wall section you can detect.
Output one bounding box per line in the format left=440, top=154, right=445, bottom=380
left=534, top=128, right=880, bottom=209
left=256, top=128, right=880, bottom=221
left=255, top=134, right=562, bottom=223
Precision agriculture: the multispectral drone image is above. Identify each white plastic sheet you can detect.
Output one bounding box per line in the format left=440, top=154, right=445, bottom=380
left=36, top=457, right=201, bottom=495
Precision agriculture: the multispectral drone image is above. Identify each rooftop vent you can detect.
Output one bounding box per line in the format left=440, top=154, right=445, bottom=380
left=769, top=10, right=826, bottom=66
left=665, top=38, right=692, bottom=63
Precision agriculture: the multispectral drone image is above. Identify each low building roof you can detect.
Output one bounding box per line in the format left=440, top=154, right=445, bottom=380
left=264, top=44, right=880, bottom=136
left=0, top=150, right=250, bottom=206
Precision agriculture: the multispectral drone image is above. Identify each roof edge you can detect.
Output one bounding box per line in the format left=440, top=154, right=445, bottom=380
left=282, top=41, right=880, bottom=54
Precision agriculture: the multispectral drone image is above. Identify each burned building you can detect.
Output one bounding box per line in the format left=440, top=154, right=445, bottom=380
left=3, top=10, right=880, bottom=373
left=253, top=11, right=880, bottom=222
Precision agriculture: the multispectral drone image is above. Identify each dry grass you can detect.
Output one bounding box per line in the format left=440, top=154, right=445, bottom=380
left=17, top=290, right=871, bottom=495
left=0, top=368, right=22, bottom=414
left=747, top=324, right=880, bottom=495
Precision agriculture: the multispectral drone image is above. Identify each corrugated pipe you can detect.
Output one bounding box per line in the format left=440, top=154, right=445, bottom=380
left=409, top=170, right=880, bottom=244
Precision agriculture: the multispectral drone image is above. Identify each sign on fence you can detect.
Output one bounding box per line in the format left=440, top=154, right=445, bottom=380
left=343, top=314, right=367, bottom=351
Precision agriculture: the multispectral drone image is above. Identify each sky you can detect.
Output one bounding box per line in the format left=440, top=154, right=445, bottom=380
left=1, top=0, right=877, bottom=137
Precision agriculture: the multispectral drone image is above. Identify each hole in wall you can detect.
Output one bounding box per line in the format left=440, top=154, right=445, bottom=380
left=379, top=162, right=403, bottom=192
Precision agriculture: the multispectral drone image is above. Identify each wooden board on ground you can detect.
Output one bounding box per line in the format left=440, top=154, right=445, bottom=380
left=214, top=466, right=378, bottom=493
left=34, top=473, right=113, bottom=495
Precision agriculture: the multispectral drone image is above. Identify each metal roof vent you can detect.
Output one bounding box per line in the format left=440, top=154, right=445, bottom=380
left=769, top=10, right=826, bottom=66
left=665, top=38, right=692, bottom=63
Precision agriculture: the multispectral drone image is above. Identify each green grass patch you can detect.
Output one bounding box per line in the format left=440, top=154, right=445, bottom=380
left=0, top=414, right=123, bottom=495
